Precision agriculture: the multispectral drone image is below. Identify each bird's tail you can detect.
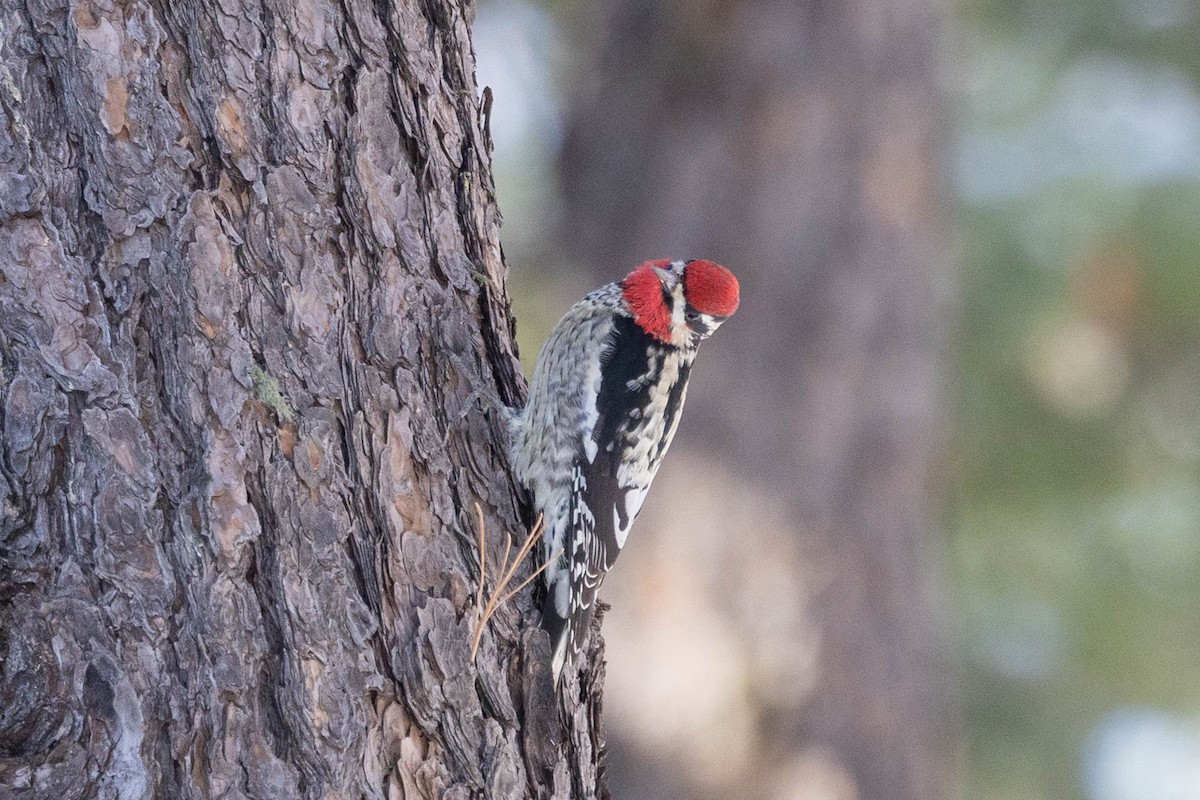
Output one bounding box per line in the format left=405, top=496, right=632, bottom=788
left=543, top=586, right=571, bottom=681
left=543, top=587, right=594, bottom=682
left=551, top=628, right=571, bottom=681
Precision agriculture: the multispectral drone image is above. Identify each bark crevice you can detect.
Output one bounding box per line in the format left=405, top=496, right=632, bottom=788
left=0, top=0, right=604, bottom=796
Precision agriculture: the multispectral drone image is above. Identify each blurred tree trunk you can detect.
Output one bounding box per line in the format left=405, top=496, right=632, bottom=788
left=559, top=2, right=955, bottom=799
left=0, top=1, right=605, bottom=798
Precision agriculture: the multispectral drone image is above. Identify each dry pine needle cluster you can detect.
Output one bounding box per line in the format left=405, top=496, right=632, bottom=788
left=470, top=504, right=554, bottom=661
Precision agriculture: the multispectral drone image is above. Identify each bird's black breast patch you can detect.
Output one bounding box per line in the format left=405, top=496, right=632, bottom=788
left=593, top=315, right=665, bottom=460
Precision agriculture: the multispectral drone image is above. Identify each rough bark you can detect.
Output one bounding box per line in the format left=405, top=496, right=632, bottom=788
left=0, top=1, right=605, bottom=798
left=559, top=2, right=955, bottom=799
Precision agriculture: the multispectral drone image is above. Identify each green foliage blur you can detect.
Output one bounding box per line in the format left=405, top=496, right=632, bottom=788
left=952, top=1, right=1200, bottom=797
left=477, top=0, right=1200, bottom=795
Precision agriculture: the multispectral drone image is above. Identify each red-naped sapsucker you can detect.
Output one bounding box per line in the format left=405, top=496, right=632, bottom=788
left=509, top=259, right=740, bottom=679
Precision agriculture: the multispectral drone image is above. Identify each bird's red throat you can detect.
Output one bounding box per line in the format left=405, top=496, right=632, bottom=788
left=621, top=260, right=674, bottom=342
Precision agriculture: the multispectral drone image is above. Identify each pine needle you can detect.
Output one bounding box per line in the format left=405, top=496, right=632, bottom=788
left=470, top=506, right=553, bottom=661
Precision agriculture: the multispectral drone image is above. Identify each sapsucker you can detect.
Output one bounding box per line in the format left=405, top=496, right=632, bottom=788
left=509, top=258, right=740, bottom=679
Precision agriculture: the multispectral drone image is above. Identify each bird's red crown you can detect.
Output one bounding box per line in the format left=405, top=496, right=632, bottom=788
left=682, top=259, right=740, bottom=317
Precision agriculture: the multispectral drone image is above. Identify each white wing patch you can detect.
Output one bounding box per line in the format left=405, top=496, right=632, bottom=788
left=616, top=484, right=650, bottom=548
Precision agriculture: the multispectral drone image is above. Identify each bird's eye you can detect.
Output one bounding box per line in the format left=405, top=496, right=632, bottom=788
left=685, top=308, right=701, bottom=321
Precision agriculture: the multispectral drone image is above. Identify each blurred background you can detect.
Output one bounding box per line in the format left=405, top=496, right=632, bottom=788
left=474, top=1, right=1200, bottom=799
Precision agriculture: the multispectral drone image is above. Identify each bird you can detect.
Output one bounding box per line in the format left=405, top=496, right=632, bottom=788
left=508, top=258, right=740, bottom=679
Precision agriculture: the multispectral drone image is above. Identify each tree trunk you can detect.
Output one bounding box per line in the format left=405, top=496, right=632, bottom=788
left=0, top=1, right=605, bottom=798
left=558, top=2, right=955, bottom=799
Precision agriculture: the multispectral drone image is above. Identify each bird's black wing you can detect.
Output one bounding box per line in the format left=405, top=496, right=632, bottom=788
left=562, top=315, right=668, bottom=659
